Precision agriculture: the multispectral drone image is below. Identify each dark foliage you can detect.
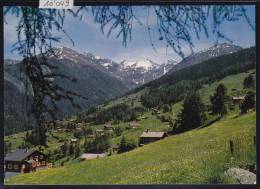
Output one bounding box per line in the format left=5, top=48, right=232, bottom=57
left=243, top=74, right=255, bottom=89
left=240, top=91, right=255, bottom=114
left=173, top=93, right=206, bottom=133
left=118, top=136, right=138, bottom=153
left=162, top=104, right=172, bottom=113
left=60, top=141, right=68, bottom=156
left=139, top=47, right=255, bottom=109
left=95, top=104, right=141, bottom=124
left=210, top=84, right=228, bottom=116
left=85, top=135, right=110, bottom=153
left=141, top=80, right=201, bottom=108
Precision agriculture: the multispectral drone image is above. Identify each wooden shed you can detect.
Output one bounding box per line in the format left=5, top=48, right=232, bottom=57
left=139, top=130, right=167, bottom=145
left=232, top=96, right=245, bottom=104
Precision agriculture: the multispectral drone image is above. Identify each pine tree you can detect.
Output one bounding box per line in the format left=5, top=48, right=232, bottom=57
left=69, top=142, right=74, bottom=156
left=243, top=74, right=255, bottom=89
left=118, top=136, right=127, bottom=153
left=240, top=91, right=255, bottom=113
left=60, top=141, right=68, bottom=156
left=174, top=92, right=206, bottom=133
left=74, top=142, right=81, bottom=158
left=210, top=84, right=228, bottom=116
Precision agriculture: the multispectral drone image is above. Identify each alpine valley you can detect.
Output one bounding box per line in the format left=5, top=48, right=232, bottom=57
left=4, top=43, right=244, bottom=134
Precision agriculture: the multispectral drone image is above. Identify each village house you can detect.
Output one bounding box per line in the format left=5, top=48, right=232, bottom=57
left=139, top=130, right=167, bottom=145
left=110, top=144, right=119, bottom=152
left=96, top=129, right=105, bottom=136
left=104, top=124, right=114, bottom=132
left=4, top=149, right=48, bottom=174
left=70, top=138, right=78, bottom=143
left=232, top=96, right=245, bottom=104
left=80, top=153, right=106, bottom=161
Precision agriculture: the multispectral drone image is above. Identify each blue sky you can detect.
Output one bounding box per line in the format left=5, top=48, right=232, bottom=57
left=4, top=5, right=255, bottom=63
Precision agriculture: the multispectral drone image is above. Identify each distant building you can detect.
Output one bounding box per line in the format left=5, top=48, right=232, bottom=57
left=104, top=124, right=114, bottom=132
left=80, top=153, right=106, bottom=161
left=110, top=144, right=119, bottom=152
left=71, top=138, right=78, bottom=142
left=139, top=130, right=167, bottom=145
left=4, top=149, right=48, bottom=174
left=129, top=121, right=140, bottom=128
left=232, top=96, right=245, bottom=104
left=96, top=129, right=105, bottom=136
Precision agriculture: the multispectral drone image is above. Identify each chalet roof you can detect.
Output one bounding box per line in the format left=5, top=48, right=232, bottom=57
left=25, top=159, right=36, bottom=164
left=80, top=153, right=106, bottom=160
left=104, top=124, right=113, bottom=128
left=5, top=149, right=37, bottom=162
left=232, top=96, right=245, bottom=100
left=140, top=131, right=166, bottom=138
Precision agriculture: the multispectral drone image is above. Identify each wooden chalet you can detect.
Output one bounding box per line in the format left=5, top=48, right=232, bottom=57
left=139, top=130, right=167, bottom=145
left=232, top=96, right=245, bottom=104
left=80, top=153, right=106, bottom=161
left=4, top=149, right=48, bottom=173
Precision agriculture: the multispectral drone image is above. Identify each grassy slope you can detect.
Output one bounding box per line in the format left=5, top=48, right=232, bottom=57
left=4, top=70, right=255, bottom=164
left=6, top=111, right=256, bottom=184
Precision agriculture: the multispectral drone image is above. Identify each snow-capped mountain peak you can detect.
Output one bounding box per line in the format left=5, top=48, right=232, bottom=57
left=120, top=59, right=160, bottom=71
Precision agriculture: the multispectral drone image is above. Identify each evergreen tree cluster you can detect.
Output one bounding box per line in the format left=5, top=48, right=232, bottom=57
left=141, top=81, right=201, bottom=108
left=118, top=136, right=138, bottom=153
left=243, top=74, right=255, bottom=89
left=84, top=135, right=110, bottom=153
left=173, top=92, right=206, bottom=133
left=95, top=104, right=145, bottom=124
left=240, top=91, right=255, bottom=114
left=210, top=84, right=228, bottom=116
left=139, top=48, right=255, bottom=109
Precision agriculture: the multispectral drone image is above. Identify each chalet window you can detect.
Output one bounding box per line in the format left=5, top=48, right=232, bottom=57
left=22, top=164, right=25, bottom=169
left=8, top=164, right=12, bottom=169
left=42, top=161, right=46, bottom=166
left=14, top=164, right=19, bottom=170
left=30, top=156, right=33, bottom=160
left=40, top=155, right=44, bottom=160
left=35, top=156, right=38, bottom=161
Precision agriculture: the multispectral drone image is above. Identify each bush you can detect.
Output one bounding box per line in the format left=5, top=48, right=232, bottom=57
left=114, top=126, right=125, bottom=136
left=240, top=91, right=255, bottom=114
left=162, top=104, right=172, bottom=113
left=118, top=136, right=138, bottom=153
left=85, top=135, right=110, bottom=153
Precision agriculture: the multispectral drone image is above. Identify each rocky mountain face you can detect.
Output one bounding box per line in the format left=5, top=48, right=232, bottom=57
left=88, top=57, right=178, bottom=88
left=4, top=47, right=129, bottom=134
left=167, top=43, right=243, bottom=74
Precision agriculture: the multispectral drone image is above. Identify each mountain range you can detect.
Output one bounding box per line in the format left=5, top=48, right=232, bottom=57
left=4, top=43, right=244, bottom=134
left=167, top=43, right=243, bottom=74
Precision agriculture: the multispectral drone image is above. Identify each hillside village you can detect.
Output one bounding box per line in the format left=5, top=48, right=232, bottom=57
left=4, top=46, right=256, bottom=184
